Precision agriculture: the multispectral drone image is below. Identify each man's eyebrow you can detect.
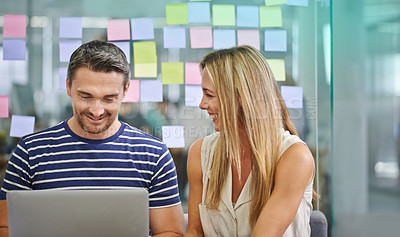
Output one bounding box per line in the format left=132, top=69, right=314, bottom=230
left=77, top=90, right=91, bottom=96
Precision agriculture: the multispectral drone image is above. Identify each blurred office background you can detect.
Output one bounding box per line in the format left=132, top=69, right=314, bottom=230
left=0, top=0, right=399, bottom=236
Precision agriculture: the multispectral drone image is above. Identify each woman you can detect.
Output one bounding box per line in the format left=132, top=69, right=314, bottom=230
left=185, top=46, right=316, bottom=237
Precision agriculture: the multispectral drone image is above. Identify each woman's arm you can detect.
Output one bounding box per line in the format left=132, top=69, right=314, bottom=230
left=251, top=143, right=315, bottom=237
left=184, top=138, right=205, bottom=237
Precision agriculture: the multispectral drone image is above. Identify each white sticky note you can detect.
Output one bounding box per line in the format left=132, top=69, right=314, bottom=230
left=59, top=17, right=82, bottom=38
left=185, top=85, right=203, bottom=107
left=59, top=67, right=67, bottom=90
left=140, top=80, right=163, bottom=102
left=287, top=0, right=308, bottom=6
left=281, top=86, right=303, bottom=108
left=213, top=29, right=236, bottom=50
left=164, top=26, right=186, bottom=49
left=162, top=126, right=185, bottom=148
left=59, top=40, right=82, bottom=62
left=131, top=18, right=154, bottom=40
left=110, top=41, right=131, bottom=64
left=264, top=29, right=287, bottom=52
left=10, top=115, right=35, bottom=138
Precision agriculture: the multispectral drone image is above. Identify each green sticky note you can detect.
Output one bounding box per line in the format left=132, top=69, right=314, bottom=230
left=135, top=63, right=158, bottom=78
left=166, top=3, right=188, bottom=25
left=162, top=62, right=184, bottom=84
left=265, top=0, right=287, bottom=5
left=212, top=5, right=236, bottom=26
left=133, top=41, right=157, bottom=64
left=267, top=59, right=286, bottom=81
left=259, top=6, right=282, bottom=27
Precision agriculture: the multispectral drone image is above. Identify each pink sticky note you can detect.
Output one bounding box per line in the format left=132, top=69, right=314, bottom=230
left=107, top=19, right=131, bottom=41
left=190, top=27, right=213, bottom=49
left=237, top=30, right=260, bottom=51
left=3, top=15, right=27, bottom=38
left=185, top=63, right=201, bottom=85
left=122, top=80, right=140, bottom=102
left=0, top=96, right=9, bottom=118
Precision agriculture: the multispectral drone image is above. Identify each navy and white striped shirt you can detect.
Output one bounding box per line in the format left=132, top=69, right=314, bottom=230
left=0, top=120, right=181, bottom=208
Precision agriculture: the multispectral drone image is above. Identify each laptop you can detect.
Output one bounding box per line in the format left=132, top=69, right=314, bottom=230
left=7, top=189, right=149, bottom=237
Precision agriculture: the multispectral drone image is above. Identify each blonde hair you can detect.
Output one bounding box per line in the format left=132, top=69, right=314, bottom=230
left=200, top=46, right=300, bottom=227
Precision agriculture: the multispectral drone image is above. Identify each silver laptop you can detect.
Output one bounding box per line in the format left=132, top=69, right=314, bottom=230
left=7, top=189, right=149, bottom=237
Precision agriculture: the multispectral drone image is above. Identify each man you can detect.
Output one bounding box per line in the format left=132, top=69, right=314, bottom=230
left=0, top=40, right=185, bottom=236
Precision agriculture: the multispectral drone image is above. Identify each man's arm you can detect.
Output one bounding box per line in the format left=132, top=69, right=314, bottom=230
left=0, top=200, right=8, bottom=237
left=149, top=204, right=185, bottom=237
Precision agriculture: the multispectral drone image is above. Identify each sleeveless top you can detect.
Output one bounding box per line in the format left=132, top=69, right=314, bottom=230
left=199, top=130, right=313, bottom=237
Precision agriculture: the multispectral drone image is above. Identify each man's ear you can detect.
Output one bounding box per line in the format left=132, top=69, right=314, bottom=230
left=66, top=77, right=72, bottom=96
left=123, top=81, right=130, bottom=98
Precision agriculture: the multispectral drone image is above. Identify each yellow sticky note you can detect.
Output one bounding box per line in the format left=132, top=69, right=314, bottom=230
left=162, top=62, right=184, bottom=84
left=267, top=59, right=285, bottom=81
left=166, top=3, right=188, bottom=25
left=212, top=5, right=236, bottom=26
left=133, top=41, right=157, bottom=64
left=259, top=6, right=282, bottom=27
left=265, top=0, right=287, bottom=5
left=135, top=63, right=158, bottom=78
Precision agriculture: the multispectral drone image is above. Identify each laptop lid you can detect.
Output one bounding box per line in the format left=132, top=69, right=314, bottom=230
left=7, top=189, right=149, bottom=237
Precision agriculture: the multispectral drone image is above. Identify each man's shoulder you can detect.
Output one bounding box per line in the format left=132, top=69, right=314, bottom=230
left=121, top=122, right=165, bottom=146
left=21, top=121, right=66, bottom=142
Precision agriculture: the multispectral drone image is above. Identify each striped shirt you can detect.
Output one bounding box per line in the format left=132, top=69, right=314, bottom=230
left=0, top=120, right=181, bottom=208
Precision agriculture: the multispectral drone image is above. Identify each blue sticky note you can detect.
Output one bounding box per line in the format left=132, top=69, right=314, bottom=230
left=10, top=115, right=35, bottom=138
left=281, top=86, right=303, bottom=109
left=213, top=29, right=236, bottom=50
left=110, top=41, right=131, bottom=64
left=140, top=80, right=163, bottom=102
left=59, top=67, right=67, bottom=90
left=59, top=40, right=82, bottom=62
left=162, top=126, right=185, bottom=148
left=131, top=18, right=154, bottom=40
left=264, top=29, right=287, bottom=52
left=237, top=6, right=259, bottom=27
left=287, top=0, right=308, bottom=6
left=185, top=85, right=202, bottom=107
left=188, top=2, right=210, bottom=23
left=3, top=39, right=26, bottom=60
left=163, top=26, right=186, bottom=49
left=59, top=17, right=82, bottom=38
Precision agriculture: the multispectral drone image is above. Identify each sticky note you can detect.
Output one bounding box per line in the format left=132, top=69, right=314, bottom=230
left=107, top=19, right=130, bottom=41
left=189, top=0, right=210, bottom=1
left=10, top=115, right=35, bottom=138
left=140, top=80, right=163, bottom=102
left=3, top=14, right=27, bottom=38
left=287, top=0, right=308, bottom=6
left=134, top=63, right=158, bottom=78
left=131, top=18, right=154, bottom=40
left=59, top=40, right=82, bottom=62
left=259, top=6, right=282, bottom=27
left=188, top=2, right=210, bottom=23
left=133, top=41, right=157, bottom=64
left=162, top=126, right=185, bottom=148
left=265, top=0, right=287, bottom=5
left=237, top=6, right=259, bottom=27
left=264, top=29, right=287, bottom=52
left=162, top=62, right=184, bottom=85
left=267, top=59, right=286, bottom=81
left=59, top=17, right=82, bottom=38
left=110, top=41, right=131, bottom=64
left=185, top=63, right=202, bottom=85
left=212, top=5, right=235, bottom=26
left=163, top=27, right=186, bottom=49
left=3, top=39, right=26, bottom=61
left=166, top=3, right=188, bottom=25
left=237, top=30, right=260, bottom=50
left=59, top=67, right=67, bottom=90
left=281, top=86, right=303, bottom=108
left=190, top=27, right=212, bottom=49
left=185, top=85, right=203, bottom=107
left=122, top=80, right=140, bottom=102
left=0, top=96, right=9, bottom=118
left=213, top=29, right=236, bottom=50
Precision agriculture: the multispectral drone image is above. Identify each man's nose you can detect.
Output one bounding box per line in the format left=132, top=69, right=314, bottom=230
left=89, top=100, right=105, bottom=117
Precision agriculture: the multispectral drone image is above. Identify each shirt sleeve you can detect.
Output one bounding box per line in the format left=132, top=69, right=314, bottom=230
left=0, top=139, right=32, bottom=200
left=148, top=144, right=181, bottom=208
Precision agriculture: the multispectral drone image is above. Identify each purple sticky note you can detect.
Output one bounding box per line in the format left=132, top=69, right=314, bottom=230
left=131, top=18, right=154, bottom=40
left=10, top=115, right=35, bottom=138
left=110, top=41, right=131, bottom=64
left=0, top=96, right=9, bottom=118
left=59, top=17, right=82, bottom=39
left=264, top=29, right=287, bottom=52
left=163, top=26, right=186, bottom=49
left=107, top=19, right=131, bottom=41
left=3, top=39, right=26, bottom=60
left=162, top=125, right=185, bottom=148
left=140, top=80, right=163, bottom=102
left=122, top=80, right=140, bottom=103
left=213, top=29, right=236, bottom=50
left=190, top=27, right=212, bottom=49
left=59, top=40, right=82, bottom=62
left=185, top=85, right=203, bottom=107
left=185, top=63, right=201, bottom=85
left=237, top=30, right=260, bottom=50
left=3, top=14, right=27, bottom=38
left=281, top=86, right=303, bottom=109
left=59, top=67, right=68, bottom=90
